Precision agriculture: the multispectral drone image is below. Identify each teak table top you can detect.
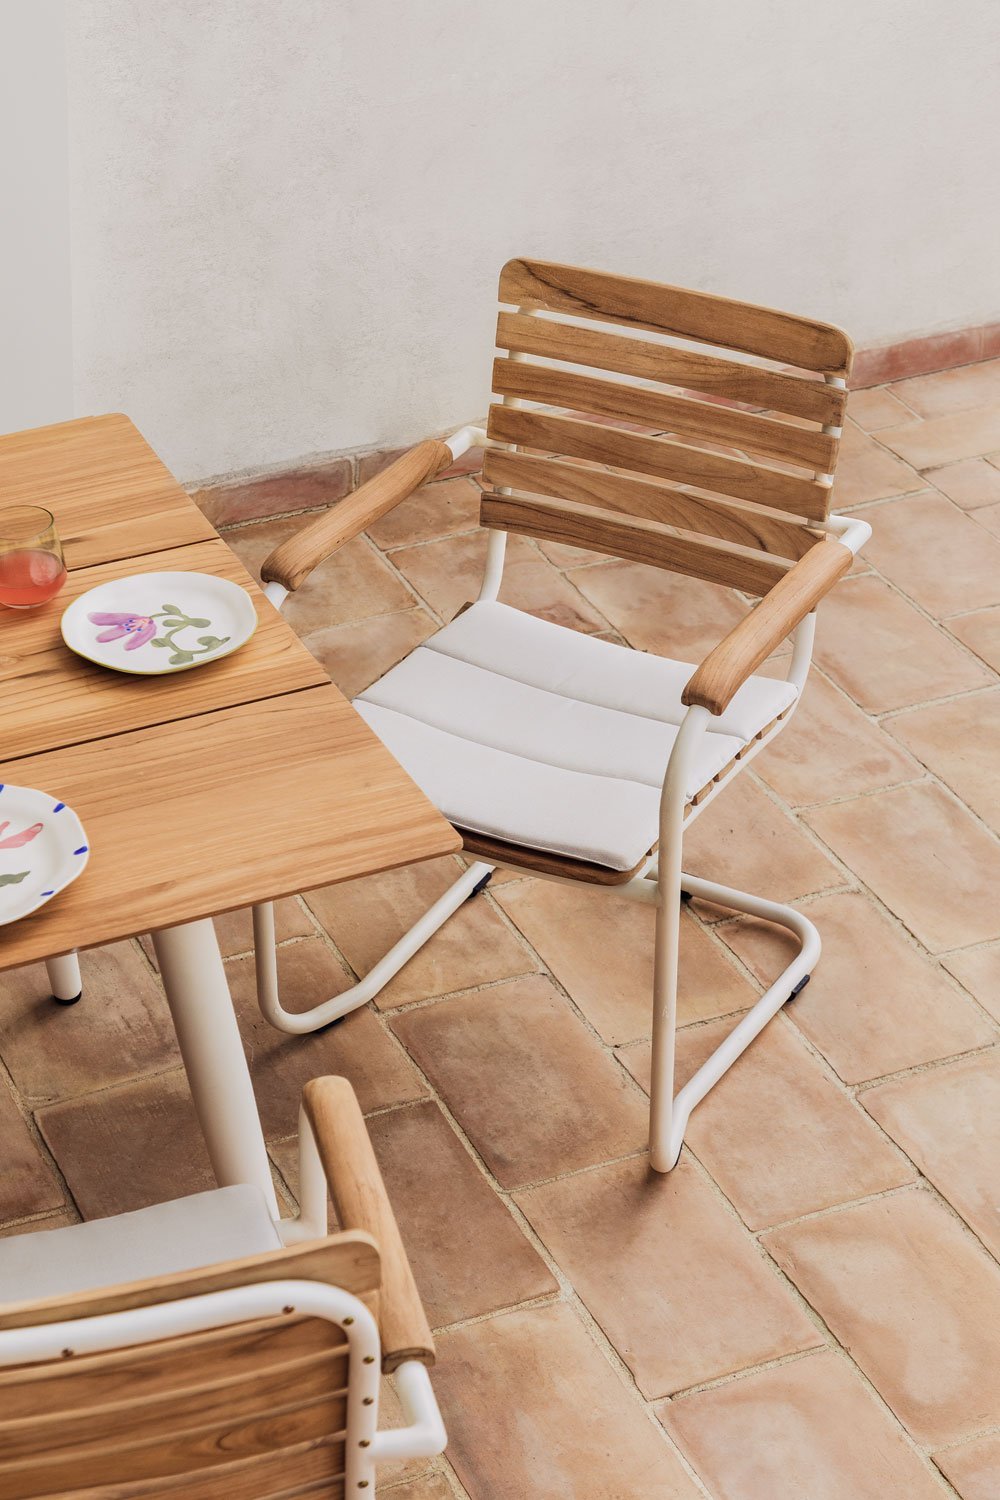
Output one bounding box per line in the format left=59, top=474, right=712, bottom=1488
left=0, top=415, right=460, bottom=972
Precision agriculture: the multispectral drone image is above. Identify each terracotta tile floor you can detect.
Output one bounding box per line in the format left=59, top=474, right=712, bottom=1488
left=5, top=363, right=1000, bottom=1498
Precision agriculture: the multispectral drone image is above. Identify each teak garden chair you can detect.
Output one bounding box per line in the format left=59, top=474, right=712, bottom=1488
left=254, top=260, right=870, bottom=1173
left=0, top=1078, right=444, bottom=1498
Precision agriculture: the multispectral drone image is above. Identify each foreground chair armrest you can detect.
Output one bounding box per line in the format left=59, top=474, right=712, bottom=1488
left=261, top=437, right=454, bottom=595
left=301, top=1074, right=435, bottom=1372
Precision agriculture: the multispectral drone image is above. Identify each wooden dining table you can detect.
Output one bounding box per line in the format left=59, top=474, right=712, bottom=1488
left=0, top=414, right=460, bottom=1217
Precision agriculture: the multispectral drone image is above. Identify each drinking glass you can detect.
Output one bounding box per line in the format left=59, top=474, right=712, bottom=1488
left=0, top=506, right=67, bottom=608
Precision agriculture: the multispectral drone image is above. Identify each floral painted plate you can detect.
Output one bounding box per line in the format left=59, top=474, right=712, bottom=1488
left=0, top=785, right=89, bottom=926
left=61, top=572, right=257, bottom=675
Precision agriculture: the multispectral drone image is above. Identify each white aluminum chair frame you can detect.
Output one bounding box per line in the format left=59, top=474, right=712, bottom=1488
left=0, top=1102, right=445, bottom=1494
left=253, top=403, right=870, bottom=1172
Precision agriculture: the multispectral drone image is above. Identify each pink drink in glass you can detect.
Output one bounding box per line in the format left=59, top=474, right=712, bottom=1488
left=0, top=508, right=67, bottom=608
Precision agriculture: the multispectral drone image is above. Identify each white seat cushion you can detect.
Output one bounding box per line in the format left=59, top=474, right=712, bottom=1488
left=356, top=601, right=796, bottom=872
left=0, top=1185, right=281, bottom=1306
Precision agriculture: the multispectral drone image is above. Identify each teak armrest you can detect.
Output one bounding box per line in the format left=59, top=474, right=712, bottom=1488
left=261, top=439, right=453, bottom=593
left=682, top=537, right=853, bottom=716
left=302, top=1076, right=434, bottom=1372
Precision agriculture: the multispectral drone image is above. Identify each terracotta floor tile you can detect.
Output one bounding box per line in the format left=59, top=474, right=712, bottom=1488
left=434, top=1303, right=702, bottom=1500
left=0, top=1210, right=76, bottom=1237
left=38, top=1068, right=214, bottom=1217
left=305, top=858, right=538, bottom=1010
left=199, top=458, right=352, bottom=528
left=947, top=605, right=1000, bottom=672
left=390, top=976, right=649, bottom=1188
left=969, top=500, right=1000, bottom=537
left=379, top=1474, right=453, bottom=1500
left=805, top=783, right=1000, bottom=952
left=683, top=775, right=842, bottom=904
left=887, top=688, right=1000, bottom=830
left=517, top=1154, right=818, bottom=1397
left=345, top=1101, right=556, bottom=1326
left=862, top=1051, right=1000, bottom=1257
left=943, top=945, right=1000, bottom=1023
left=226, top=941, right=427, bottom=1139
left=618, top=1013, right=913, bottom=1228
left=226, top=524, right=412, bottom=632
left=661, top=1350, right=945, bottom=1500
left=812, top=574, right=993, bottom=713
left=391, top=530, right=608, bottom=634
left=367, top=477, right=482, bottom=551
left=863, top=492, right=1000, bottom=617
left=569, top=558, right=748, bottom=660
left=933, top=1433, right=1000, bottom=1500
left=494, top=879, right=755, bottom=1045
left=535, top=538, right=610, bottom=568
left=0, top=1078, right=64, bottom=1223
left=846, top=387, right=918, bottom=432
left=764, top=1189, right=1000, bottom=1445
left=832, top=422, right=923, bottom=506
left=755, top=671, right=920, bottom=806
left=890, top=358, right=1000, bottom=419
left=0, top=942, right=178, bottom=1106
left=303, top=606, right=438, bottom=698
left=926, top=456, right=1000, bottom=509
left=721, top=893, right=995, bottom=1083
left=879, top=406, right=1000, bottom=470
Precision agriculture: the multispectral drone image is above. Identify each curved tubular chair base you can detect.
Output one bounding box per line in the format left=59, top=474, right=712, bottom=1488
left=253, top=860, right=495, bottom=1033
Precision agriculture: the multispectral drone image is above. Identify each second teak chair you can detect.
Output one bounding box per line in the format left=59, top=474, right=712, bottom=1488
left=252, top=259, right=870, bottom=1173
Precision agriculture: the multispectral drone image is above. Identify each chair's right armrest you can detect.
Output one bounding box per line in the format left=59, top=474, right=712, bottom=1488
left=261, top=439, right=453, bottom=594
left=302, top=1077, right=434, bottom=1372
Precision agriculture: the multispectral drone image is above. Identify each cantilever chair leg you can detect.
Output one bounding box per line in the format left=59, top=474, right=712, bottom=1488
left=253, top=860, right=495, bottom=1033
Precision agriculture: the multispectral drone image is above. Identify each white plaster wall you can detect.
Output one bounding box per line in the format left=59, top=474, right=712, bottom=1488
left=0, top=0, right=72, bottom=434
left=65, top=0, right=1000, bottom=480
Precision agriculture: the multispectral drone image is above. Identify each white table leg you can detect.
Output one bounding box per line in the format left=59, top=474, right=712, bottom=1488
left=46, top=951, right=82, bottom=1004
left=151, top=918, right=279, bottom=1218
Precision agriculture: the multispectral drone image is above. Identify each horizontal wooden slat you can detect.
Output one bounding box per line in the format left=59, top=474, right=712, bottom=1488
left=0, top=1402, right=346, bottom=1497
left=0, top=1352, right=347, bottom=1466
left=487, top=405, right=832, bottom=520
left=0, top=1317, right=346, bottom=1421
left=481, top=490, right=791, bottom=595
left=492, top=357, right=838, bottom=471
left=499, top=260, right=854, bottom=374
left=460, top=828, right=651, bottom=886
left=495, top=312, right=848, bottom=425
left=54, top=1438, right=344, bottom=1499
left=482, top=451, right=819, bottom=559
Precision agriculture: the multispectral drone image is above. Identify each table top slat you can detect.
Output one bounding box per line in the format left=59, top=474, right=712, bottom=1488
left=0, top=414, right=214, bottom=569
left=0, top=686, right=460, bottom=970
left=1, top=539, right=328, bottom=760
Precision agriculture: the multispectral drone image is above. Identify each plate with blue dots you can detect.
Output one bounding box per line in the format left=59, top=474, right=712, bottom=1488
left=0, top=784, right=89, bottom=926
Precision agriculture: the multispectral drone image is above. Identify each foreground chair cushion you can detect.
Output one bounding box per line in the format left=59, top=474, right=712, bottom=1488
left=356, top=602, right=797, bottom=872
left=0, top=1185, right=281, bottom=1304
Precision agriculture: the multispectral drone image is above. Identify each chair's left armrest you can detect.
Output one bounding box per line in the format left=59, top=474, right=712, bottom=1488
left=261, top=439, right=453, bottom=594
left=302, top=1077, right=434, bottom=1372
left=682, top=537, right=853, bottom=717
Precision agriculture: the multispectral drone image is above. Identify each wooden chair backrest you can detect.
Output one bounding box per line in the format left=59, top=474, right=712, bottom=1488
left=482, top=260, right=854, bottom=595
left=0, top=1230, right=380, bottom=1499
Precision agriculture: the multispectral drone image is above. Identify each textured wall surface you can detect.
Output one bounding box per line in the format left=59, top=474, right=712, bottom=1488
left=45, top=2, right=1000, bottom=476
left=0, top=0, right=72, bottom=432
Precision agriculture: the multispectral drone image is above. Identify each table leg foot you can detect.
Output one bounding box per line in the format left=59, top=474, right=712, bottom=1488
left=46, top=952, right=82, bottom=1005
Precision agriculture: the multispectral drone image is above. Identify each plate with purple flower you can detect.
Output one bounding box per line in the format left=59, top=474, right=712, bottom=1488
left=60, top=572, right=257, bottom=675
left=0, top=784, right=89, bottom=926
